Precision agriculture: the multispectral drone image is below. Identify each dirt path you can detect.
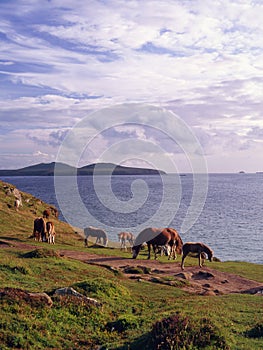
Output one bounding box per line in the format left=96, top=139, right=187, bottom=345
left=2, top=239, right=263, bottom=296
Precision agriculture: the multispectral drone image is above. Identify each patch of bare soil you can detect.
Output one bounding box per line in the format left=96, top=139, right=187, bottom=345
left=2, top=240, right=263, bottom=296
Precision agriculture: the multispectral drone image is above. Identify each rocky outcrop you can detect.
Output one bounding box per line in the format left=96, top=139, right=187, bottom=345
left=0, top=287, right=53, bottom=307
left=54, top=287, right=101, bottom=307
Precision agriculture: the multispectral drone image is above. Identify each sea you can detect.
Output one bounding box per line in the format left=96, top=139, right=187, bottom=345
left=1, top=173, right=263, bottom=264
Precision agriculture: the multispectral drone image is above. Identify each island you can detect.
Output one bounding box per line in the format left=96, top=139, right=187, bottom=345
left=0, top=162, right=166, bottom=176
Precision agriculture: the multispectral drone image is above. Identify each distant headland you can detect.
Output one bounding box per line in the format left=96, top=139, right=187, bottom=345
left=0, top=162, right=166, bottom=176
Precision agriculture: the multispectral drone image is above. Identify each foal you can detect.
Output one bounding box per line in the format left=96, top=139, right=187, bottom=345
left=117, top=232, right=135, bottom=251
left=181, top=242, right=213, bottom=270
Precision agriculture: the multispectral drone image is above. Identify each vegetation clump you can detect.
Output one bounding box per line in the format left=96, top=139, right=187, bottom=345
left=123, top=265, right=151, bottom=274
left=106, top=314, right=141, bottom=333
left=147, top=313, right=229, bottom=350
left=73, top=277, right=130, bottom=300
left=245, top=323, right=263, bottom=338
left=22, top=248, right=61, bottom=259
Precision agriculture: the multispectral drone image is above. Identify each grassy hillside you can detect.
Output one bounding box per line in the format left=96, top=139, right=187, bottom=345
left=0, top=180, right=262, bottom=349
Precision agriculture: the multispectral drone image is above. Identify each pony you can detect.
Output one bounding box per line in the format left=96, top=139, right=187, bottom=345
left=117, top=231, right=135, bottom=251
left=43, top=209, right=51, bottom=219
left=33, top=218, right=46, bottom=242
left=46, top=221, right=56, bottom=244
left=14, top=198, right=22, bottom=211
left=181, top=242, right=214, bottom=270
left=132, top=227, right=183, bottom=260
left=165, top=227, right=183, bottom=260
left=84, top=226, right=108, bottom=247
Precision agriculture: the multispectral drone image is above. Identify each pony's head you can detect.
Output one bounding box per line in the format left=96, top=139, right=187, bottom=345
left=207, top=249, right=213, bottom=262
left=131, top=245, right=141, bottom=259
left=103, top=237, right=108, bottom=246
left=175, top=244, right=183, bottom=255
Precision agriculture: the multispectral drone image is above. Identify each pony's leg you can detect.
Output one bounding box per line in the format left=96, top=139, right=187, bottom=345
left=84, top=237, right=88, bottom=247
left=181, top=254, right=186, bottom=270
left=198, top=253, right=202, bottom=267
left=147, top=243, right=151, bottom=259
left=168, top=246, right=171, bottom=260
left=173, top=247, right=177, bottom=260
left=153, top=245, right=158, bottom=260
left=168, top=243, right=174, bottom=260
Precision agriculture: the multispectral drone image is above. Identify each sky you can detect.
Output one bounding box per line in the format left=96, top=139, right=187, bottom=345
left=1, top=0, right=263, bottom=173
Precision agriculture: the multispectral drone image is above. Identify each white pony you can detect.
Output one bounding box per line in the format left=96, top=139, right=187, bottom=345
left=84, top=226, right=108, bottom=247
left=46, top=221, right=56, bottom=244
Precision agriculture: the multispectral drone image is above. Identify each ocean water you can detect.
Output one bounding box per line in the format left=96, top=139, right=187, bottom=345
left=2, top=173, right=263, bottom=264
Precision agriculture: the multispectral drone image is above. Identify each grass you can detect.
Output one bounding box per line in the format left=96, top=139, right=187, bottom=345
left=1, top=246, right=263, bottom=349
left=0, top=180, right=263, bottom=349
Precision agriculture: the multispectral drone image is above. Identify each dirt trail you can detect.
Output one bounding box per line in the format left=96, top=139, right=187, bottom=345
left=2, top=239, right=263, bottom=296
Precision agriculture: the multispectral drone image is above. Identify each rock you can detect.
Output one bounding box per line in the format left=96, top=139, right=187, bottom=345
left=54, top=287, right=101, bottom=307
left=0, top=287, right=53, bottom=307
left=175, top=272, right=193, bottom=280
left=192, top=271, right=215, bottom=280
left=28, top=292, right=53, bottom=307
left=201, top=290, right=217, bottom=296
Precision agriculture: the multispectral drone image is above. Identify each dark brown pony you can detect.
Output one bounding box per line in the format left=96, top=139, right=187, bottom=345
left=132, top=227, right=183, bottom=260
left=181, top=242, right=213, bottom=270
left=33, top=217, right=46, bottom=242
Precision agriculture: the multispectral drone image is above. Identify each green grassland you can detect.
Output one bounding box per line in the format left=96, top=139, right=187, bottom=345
left=0, top=180, right=262, bottom=349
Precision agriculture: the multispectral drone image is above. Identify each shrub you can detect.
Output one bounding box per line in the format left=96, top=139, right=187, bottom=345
left=245, top=323, right=263, bottom=338
left=147, top=313, right=229, bottom=350
left=106, top=315, right=141, bottom=333
left=22, top=248, right=60, bottom=258
left=0, top=264, right=31, bottom=275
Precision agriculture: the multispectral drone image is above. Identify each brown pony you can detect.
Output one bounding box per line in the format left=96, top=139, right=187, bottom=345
left=132, top=227, right=183, bottom=260
left=33, top=217, right=46, bottom=242
left=117, top=231, right=135, bottom=251
left=181, top=242, right=213, bottom=270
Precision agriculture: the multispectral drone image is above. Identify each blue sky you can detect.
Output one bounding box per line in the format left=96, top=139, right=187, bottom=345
left=1, top=0, right=263, bottom=173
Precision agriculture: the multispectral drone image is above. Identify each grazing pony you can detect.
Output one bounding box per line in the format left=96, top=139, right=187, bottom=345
left=181, top=242, right=213, bottom=270
left=84, top=226, right=108, bottom=247
left=132, top=227, right=183, bottom=260
left=46, top=221, right=56, bottom=244
left=117, top=231, right=135, bottom=251
left=33, top=218, right=46, bottom=242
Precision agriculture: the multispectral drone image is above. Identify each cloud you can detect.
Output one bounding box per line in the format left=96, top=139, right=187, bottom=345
left=0, top=0, right=263, bottom=171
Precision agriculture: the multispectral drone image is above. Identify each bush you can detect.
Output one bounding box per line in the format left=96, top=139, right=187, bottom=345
left=245, top=323, right=263, bottom=338
left=147, top=313, right=229, bottom=350
left=106, top=315, right=141, bottom=333
left=22, top=248, right=60, bottom=258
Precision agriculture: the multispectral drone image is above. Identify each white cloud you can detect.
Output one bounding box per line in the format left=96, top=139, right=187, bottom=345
left=0, top=0, right=263, bottom=171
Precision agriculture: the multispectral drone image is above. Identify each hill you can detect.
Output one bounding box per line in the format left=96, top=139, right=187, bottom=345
left=0, top=162, right=166, bottom=176
left=0, top=179, right=78, bottom=241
